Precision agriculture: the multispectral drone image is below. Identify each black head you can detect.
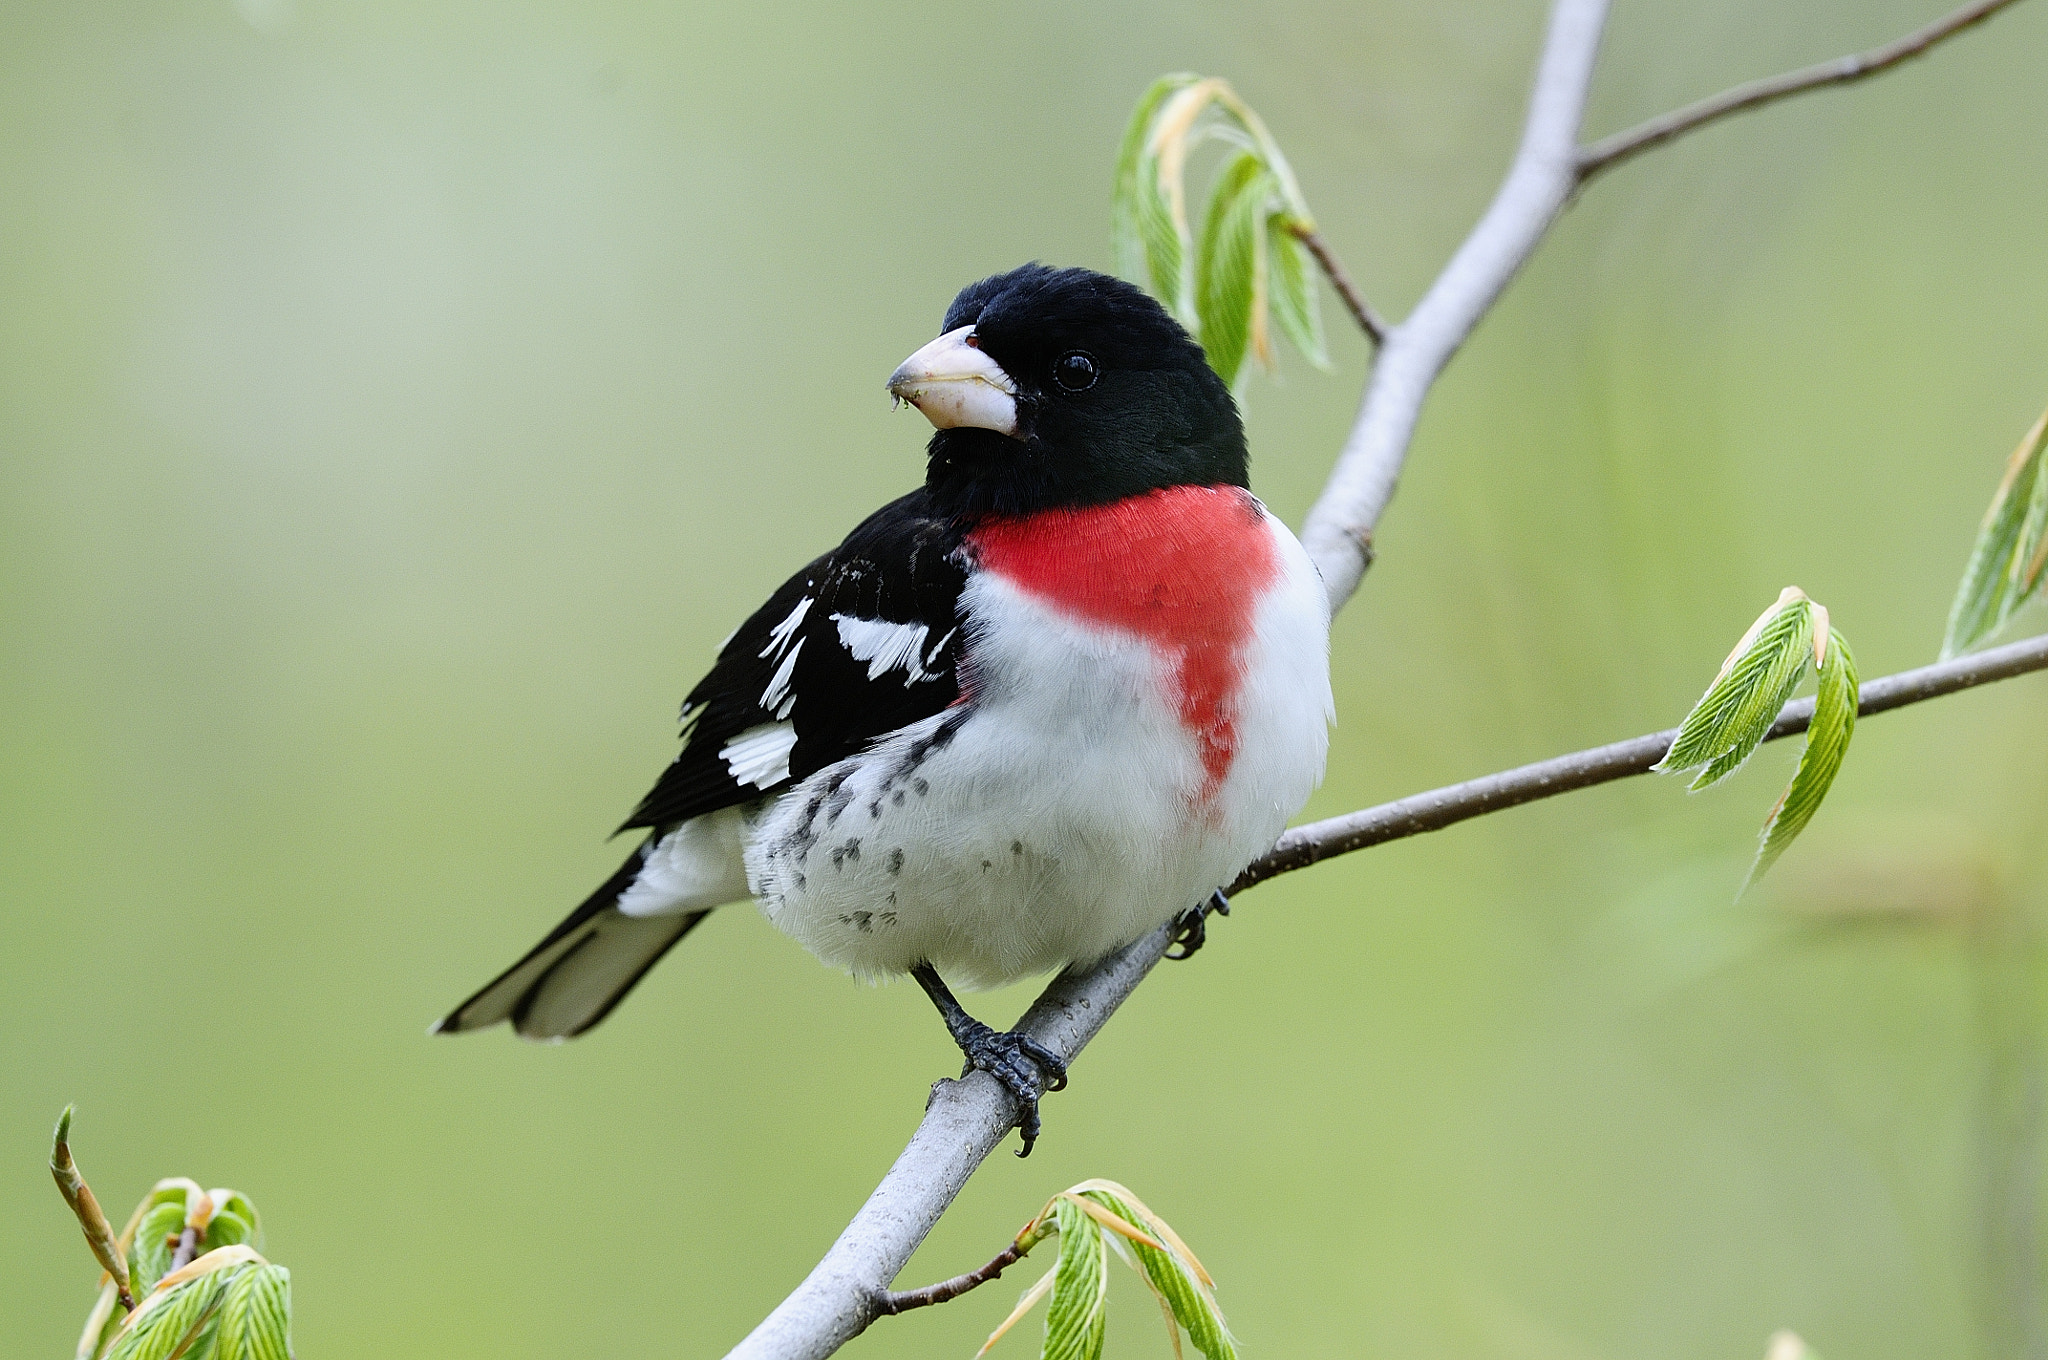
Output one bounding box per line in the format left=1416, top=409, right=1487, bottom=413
left=886, top=264, right=1247, bottom=520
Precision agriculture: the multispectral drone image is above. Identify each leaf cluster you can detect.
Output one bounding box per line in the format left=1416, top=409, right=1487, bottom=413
left=1661, top=402, right=2048, bottom=885
left=102, top=1247, right=291, bottom=1360
left=981, top=1179, right=1233, bottom=1360
left=50, top=1109, right=294, bottom=1360
left=1112, top=76, right=1330, bottom=386
left=1654, top=588, right=1860, bottom=890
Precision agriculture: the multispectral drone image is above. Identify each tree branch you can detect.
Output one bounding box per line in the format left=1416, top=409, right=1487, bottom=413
left=724, top=1, right=2029, bottom=1353
left=726, top=928, right=1174, bottom=1360
left=1232, top=630, right=2048, bottom=892
left=728, top=8, right=1613, bottom=1357
left=1298, top=0, right=1610, bottom=610
left=1577, top=0, right=2027, bottom=183
left=1297, top=0, right=2031, bottom=608
left=736, top=627, right=2048, bottom=1356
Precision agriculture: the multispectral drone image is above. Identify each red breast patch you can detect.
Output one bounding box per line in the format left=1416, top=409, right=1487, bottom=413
left=968, top=484, right=1280, bottom=795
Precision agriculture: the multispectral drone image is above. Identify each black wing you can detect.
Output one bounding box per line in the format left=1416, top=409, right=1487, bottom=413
left=435, top=489, right=968, bottom=1040
left=619, top=488, right=969, bottom=831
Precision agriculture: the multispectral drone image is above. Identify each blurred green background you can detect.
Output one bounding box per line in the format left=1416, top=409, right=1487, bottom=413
left=6, top=0, right=2048, bottom=1355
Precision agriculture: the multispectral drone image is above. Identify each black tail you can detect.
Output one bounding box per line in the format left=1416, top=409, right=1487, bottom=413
left=433, top=844, right=713, bottom=1041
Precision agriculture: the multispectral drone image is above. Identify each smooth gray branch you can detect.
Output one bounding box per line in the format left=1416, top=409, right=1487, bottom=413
left=722, top=0, right=2027, bottom=1353
left=736, top=628, right=2048, bottom=1355
left=1299, top=0, right=2029, bottom=607
left=1298, top=0, right=1609, bottom=610
left=1578, top=0, right=2027, bottom=182
left=1232, top=631, right=2048, bottom=892
left=726, top=926, right=1174, bottom=1360
left=727, top=7, right=1615, bottom=1356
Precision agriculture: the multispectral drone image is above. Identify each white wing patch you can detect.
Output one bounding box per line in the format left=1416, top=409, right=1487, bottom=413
left=720, top=721, right=797, bottom=789
left=748, top=596, right=812, bottom=718
left=759, top=597, right=810, bottom=661
left=760, top=637, right=804, bottom=717
left=832, top=614, right=951, bottom=686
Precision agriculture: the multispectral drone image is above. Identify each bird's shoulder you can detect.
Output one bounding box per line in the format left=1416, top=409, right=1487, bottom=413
left=619, top=489, right=969, bottom=831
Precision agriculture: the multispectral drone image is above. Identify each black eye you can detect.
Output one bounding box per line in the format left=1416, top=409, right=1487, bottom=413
left=1052, top=350, right=1098, bottom=393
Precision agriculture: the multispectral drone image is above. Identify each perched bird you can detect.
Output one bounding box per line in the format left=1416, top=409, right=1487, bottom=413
left=436, top=263, right=1332, bottom=1150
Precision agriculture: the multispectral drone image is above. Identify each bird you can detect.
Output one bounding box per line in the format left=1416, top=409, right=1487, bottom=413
left=434, top=263, right=1333, bottom=1151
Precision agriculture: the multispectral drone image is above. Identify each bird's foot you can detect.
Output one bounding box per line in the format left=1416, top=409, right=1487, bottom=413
left=953, top=1021, right=1068, bottom=1156
left=911, top=962, right=1068, bottom=1155
left=1165, top=889, right=1231, bottom=961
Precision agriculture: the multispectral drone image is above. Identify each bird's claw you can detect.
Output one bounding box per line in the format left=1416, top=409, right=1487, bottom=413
left=955, top=1022, right=1068, bottom=1155
left=1166, top=889, right=1231, bottom=961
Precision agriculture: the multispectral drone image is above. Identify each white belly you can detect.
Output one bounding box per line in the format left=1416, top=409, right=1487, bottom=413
left=743, top=512, right=1331, bottom=989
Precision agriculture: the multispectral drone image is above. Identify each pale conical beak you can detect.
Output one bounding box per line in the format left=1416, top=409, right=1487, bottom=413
left=886, top=325, right=1019, bottom=435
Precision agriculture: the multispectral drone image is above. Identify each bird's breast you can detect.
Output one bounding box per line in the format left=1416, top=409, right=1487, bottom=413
left=965, top=484, right=1283, bottom=794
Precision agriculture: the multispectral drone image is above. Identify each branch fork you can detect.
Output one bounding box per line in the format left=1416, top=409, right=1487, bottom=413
left=728, top=2, right=2034, bottom=1353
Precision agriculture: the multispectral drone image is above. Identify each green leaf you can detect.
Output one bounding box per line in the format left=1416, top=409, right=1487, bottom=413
left=206, top=1192, right=261, bottom=1250
left=1266, top=216, right=1328, bottom=370
left=214, top=1265, right=292, bottom=1360
left=1134, top=77, right=1226, bottom=322
left=1042, top=1197, right=1109, bottom=1360
left=2013, top=422, right=2048, bottom=594
left=1659, top=591, right=1862, bottom=890
left=1112, top=73, right=1336, bottom=376
left=130, top=1202, right=187, bottom=1295
left=77, top=1279, right=124, bottom=1360
left=978, top=1267, right=1055, bottom=1357
left=105, top=1268, right=237, bottom=1360
left=1113, top=75, right=1195, bottom=285
left=1656, top=591, right=1814, bottom=789
left=142, top=1182, right=197, bottom=1212
left=202, top=1210, right=256, bottom=1252
left=1943, top=405, right=2048, bottom=658
left=1080, top=1189, right=1236, bottom=1360
left=1746, top=629, right=1858, bottom=889
left=1203, top=81, right=1312, bottom=225
left=1136, top=149, right=1188, bottom=320
left=209, top=1191, right=259, bottom=1230
left=1194, top=151, right=1272, bottom=385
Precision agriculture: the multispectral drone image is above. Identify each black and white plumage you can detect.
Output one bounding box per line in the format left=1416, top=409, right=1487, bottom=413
left=624, top=496, right=969, bottom=831
left=435, top=494, right=972, bottom=1039
left=437, top=264, right=1333, bottom=1148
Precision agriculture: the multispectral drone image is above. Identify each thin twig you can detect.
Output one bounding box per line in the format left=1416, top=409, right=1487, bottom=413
left=168, top=1227, right=200, bottom=1274
left=1578, top=0, right=2027, bottom=181
left=875, top=1241, right=1027, bottom=1315
left=1232, top=631, right=2048, bottom=892
left=1288, top=224, right=1386, bottom=345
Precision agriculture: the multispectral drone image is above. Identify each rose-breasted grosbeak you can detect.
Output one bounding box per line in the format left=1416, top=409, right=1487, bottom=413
left=437, top=264, right=1332, bottom=1150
